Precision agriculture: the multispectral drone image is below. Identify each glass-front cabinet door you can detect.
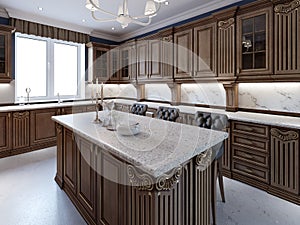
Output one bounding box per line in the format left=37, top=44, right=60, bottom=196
left=236, top=7, right=273, bottom=76
left=0, top=25, right=13, bottom=83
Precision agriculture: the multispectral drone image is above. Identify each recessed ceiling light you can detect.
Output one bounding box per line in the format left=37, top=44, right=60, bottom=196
left=38, top=7, right=43, bottom=11
left=112, top=27, right=115, bottom=30
left=164, top=1, right=169, bottom=5
left=82, top=19, right=86, bottom=23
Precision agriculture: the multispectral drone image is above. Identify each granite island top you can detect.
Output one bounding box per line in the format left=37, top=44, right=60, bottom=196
left=52, top=111, right=228, bottom=178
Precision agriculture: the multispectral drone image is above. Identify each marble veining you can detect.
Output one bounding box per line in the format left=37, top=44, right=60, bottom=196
left=145, top=84, right=172, bottom=102
left=52, top=111, right=227, bottom=178
left=85, top=84, right=137, bottom=99
left=239, top=83, right=300, bottom=113
left=181, top=83, right=226, bottom=107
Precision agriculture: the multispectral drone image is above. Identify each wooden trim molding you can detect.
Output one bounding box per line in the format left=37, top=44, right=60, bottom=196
left=270, top=128, right=299, bottom=141
left=274, top=0, right=300, bottom=13
left=223, top=83, right=238, bottom=112
left=218, top=18, right=235, bottom=29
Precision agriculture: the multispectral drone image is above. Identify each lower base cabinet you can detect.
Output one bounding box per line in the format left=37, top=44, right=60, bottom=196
left=269, top=127, right=299, bottom=204
left=0, top=112, right=11, bottom=156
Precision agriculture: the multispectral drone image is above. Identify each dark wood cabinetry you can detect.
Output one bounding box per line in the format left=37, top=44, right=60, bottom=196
left=174, top=29, right=193, bottom=78
left=236, top=5, right=273, bottom=76
left=0, top=112, right=11, bottom=155
left=193, top=22, right=217, bottom=77
left=12, top=111, right=30, bottom=150
left=231, top=121, right=270, bottom=189
left=77, top=136, right=96, bottom=219
left=269, top=127, right=299, bottom=204
left=87, top=42, right=110, bottom=82
left=119, top=42, right=136, bottom=81
left=274, top=0, right=300, bottom=76
left=30, top=108, right=57, bottom=147
left=0, top=25, right=14, bottom=83
left=64, top=128, right=77, bottom=194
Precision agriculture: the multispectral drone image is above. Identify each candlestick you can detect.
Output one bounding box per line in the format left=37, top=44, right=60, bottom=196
left=101, top=82, right=104, bottom=104
left=96, top=78, right=99, bottom=94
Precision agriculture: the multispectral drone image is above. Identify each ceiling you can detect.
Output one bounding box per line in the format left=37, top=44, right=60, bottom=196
left=0, top=0, right=242, bottom=42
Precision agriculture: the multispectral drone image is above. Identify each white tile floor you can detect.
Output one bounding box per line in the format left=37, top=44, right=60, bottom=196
left=0, top=147, right=299, bottom=225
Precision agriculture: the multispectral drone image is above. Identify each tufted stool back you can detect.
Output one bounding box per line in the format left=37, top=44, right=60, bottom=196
left=130, top=103, right=148, bottom=116
left=156, top=106, right=180, bottom=122
left=194, top=111, right=228, bottom=131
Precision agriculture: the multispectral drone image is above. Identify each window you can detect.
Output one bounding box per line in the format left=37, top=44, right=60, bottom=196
left=15, top=33, right=85, bottom=103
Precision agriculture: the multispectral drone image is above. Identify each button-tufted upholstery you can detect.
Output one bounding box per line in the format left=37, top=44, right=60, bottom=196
left=156, top=106, right=180, bottom=122
left=194, top=111, right=228, bottom=225
left=130, top=103, right=148, bottom=116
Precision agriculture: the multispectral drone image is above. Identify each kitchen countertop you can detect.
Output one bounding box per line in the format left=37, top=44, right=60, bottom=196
left=1, top=98, right=300, bottom=129
left=52, top=111, right=228, bottom=178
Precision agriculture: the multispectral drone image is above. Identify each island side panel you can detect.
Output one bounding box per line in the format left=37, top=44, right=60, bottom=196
left=55, top=126, right=212, bottom=225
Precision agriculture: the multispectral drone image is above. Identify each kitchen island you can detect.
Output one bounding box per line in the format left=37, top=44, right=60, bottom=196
left=52, top=111, right=228, bottom=225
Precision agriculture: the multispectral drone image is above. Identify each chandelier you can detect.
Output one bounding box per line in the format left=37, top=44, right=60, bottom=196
left=85, top=0, right=167, bottom=28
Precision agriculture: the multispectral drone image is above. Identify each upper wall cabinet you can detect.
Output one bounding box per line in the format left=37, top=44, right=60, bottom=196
left=87, top=42, right=110, bottom=82
left=174, top=29, right=193, bottom=78
left=0, top=25, right=14, bottom=83
left=236, top=5, right=273, bottom=76
left=136, top=32, right=173, bottom=81
left=193, top=22, right=217, bottom=77
left=274, top=0, right=300, bottom=76
left=109, top=43, right=135, bottom=82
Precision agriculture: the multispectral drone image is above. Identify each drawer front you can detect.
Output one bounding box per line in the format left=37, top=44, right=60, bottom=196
left=232, top=121, right=269, bottom=138
left=232, top=145, right=269, bottom=168
left=232, top=133, right=269, bottom=153
left=232, top=160, right=269, bottom=183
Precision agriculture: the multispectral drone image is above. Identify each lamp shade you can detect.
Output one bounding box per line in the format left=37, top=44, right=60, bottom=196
left=144, top=0, right=157, bottom=16
left=154, top=0, right=166, bottom=2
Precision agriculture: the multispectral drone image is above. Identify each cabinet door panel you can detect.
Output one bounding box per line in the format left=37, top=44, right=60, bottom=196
left=194, top=23, right=216, bottom=77
left=149, top=40, right=162, bottom=78
left=274, top=3, right=300, bottom=74
left=64, top=129, right=77, bottom=193
left=236, top=7, right=273, bottom=76
left=97, top=150, right=125, bottom=225
left=137, top=41, right=148, bottom=79
left=0, top=112, right=11, bottom=153
left=77, top=137, right=96, bottom=218
left=174, top=29, right=193, bottom=78
left=30, top=108, right=57, bottom=146
left=12, top=111, right=30, bottom=149
left=0, top=26, right=13, bottom=83
left=270, top=127, right=299, bottom=194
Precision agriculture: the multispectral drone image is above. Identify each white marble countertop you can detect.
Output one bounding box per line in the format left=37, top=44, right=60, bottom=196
left=52, top=111, right=228, bottom=178
left=1, top=98, right=299, bottom=129
left=0, top=100, right=94, bottom=112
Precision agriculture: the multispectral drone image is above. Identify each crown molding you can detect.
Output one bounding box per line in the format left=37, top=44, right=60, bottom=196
left=5, top=8, right=92, bottom=34
left=90, top=30, right=123, bottom=42
left=119, top=0, right=242, bottom=41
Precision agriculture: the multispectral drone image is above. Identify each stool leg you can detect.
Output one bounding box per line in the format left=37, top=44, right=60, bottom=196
left=211, top=160, right=217, bottom=225
left=217, top=157, right=225, bottom=203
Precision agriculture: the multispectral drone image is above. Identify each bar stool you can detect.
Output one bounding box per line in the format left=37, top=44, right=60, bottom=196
left=130, top=103, right=148, bottom=116
left=194, top=111, right=228, bottom=225
left=156, top=106, right=180, bottom=122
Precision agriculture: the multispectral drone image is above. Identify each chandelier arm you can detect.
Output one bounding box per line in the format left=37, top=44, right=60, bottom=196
left=133, top=3, right=161, bottom=19
left=131, top=17, right=152, bottom=26
left=91, top=11, right=117, bottom=22
left=89, top=0, right=118, bottom=17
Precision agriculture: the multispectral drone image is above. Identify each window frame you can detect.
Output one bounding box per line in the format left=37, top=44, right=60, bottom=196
left=15, top=32, right=85, bottom=103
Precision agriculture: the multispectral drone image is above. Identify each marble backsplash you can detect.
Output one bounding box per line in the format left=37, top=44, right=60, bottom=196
left=181, top=83, right=226, bottom=107
left=0, top=81, right=15, bottom=104
left=239, top=83, right=300, bottom=113
left=145, top=84, right=172, bottom=102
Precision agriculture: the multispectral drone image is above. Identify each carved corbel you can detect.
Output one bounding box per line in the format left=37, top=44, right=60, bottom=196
left=195, top=148, right=213, bottom=171
left=132, top=83, right=145, bottom=101
left=56, top=123, right=62, bottom=134
left=156, top=167, right=182, bottom=191
left=167, top=83, right=181, bottom=105
left=270, top=128, right=299, bottom=141
left=218, top=18, right=235, bottom=29
left=274, top=0, right=300, bottom=14
left=127, top=165, right=154, bottom=191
